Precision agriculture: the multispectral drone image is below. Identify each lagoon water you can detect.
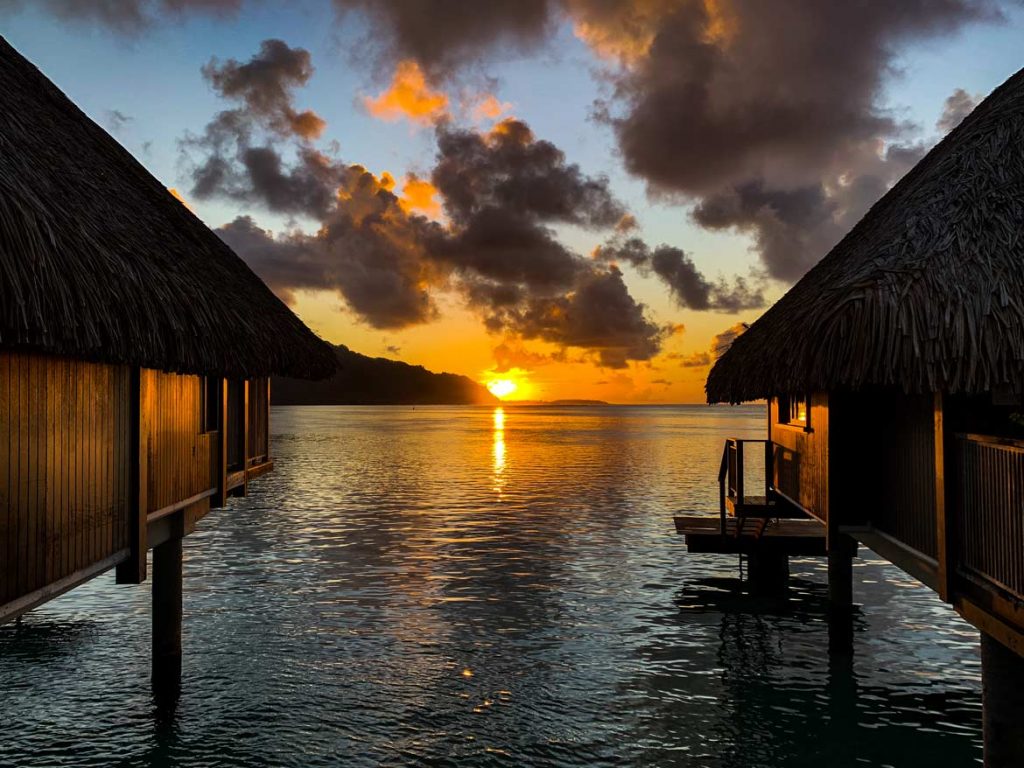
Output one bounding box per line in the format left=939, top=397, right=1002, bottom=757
left=0, top=406, right=982, bottom=767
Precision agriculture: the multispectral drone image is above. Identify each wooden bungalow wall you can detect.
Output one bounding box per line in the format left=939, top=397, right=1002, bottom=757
left=770, top=393, right=830, bottom=523
left=144, top=370, right=215, bottom=515
left=0, top=352, right=131, bottom=608
left=830, top=391, right=938, bottom=560
left=248, top=378, right=269, bottom=464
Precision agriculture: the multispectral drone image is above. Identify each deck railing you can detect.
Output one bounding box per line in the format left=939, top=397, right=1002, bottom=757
left=954, top=433, right=1024, bottom=601
left=719, top=439, right=774, bottom=533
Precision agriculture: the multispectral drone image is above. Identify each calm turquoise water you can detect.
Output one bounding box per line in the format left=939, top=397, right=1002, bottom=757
left=0, top=405, right=982, bottom=767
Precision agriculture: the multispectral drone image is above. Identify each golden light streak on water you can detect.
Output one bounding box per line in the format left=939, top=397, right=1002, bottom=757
left=493, top=407, right=506, bottom=496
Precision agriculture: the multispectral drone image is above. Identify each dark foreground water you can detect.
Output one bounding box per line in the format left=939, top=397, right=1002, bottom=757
left=1, top=406, right=982, bottom=767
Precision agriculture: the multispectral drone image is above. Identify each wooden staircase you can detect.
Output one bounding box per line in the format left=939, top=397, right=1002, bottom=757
left=719, top=438, right=804, bottom=540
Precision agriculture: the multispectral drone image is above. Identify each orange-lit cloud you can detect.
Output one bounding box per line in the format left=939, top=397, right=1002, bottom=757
left=569, top=0, right=736, bottom=64
left=398, top=174, right=442, bottom=218
left=167, top=187, right=194, bottom=211
left=364, top=60, right=449, bottom=125
left=470, top=94, right=512, bottom=123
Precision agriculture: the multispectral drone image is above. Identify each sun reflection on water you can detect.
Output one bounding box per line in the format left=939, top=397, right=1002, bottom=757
left=492, top=407, right=506, bottom=495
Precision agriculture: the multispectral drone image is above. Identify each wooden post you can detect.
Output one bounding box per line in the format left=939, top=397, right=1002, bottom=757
left=982, top=632, right=1024, bottom=767
left=152, top=534, right=182, bottom=699
left=116, top=367, right=147, bottom=584
left=934, top=392, right=954, bottom=602
left=213, top=378, right=228, bottom=508
left=747, top=549, right=789, bottom=593
left=736, top=440, right=745, bottom=507
left=241, top=379, right=250, bottom=497
left=827, top=533, right=856, bottom=653
left=827, top=534, right=855, bottom=608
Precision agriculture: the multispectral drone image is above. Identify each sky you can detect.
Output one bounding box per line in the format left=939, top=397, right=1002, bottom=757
left=2, top=0, right=1023, bottom=403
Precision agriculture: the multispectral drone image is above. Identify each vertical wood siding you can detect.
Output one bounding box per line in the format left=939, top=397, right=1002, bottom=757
left=247, top=378, right=269, bottom=463
left=144, top=370, right=213, bottom=514
left=0, top=352, right=130, bottom=607
left=955, top=436, right=1024, bottom=600
left=830, top=390, right=938, bottom=558
left=771, top=393, right=830, bottom=523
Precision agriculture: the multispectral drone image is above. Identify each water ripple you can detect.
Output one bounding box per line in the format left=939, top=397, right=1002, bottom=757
left=0, top=406, right=981, bottom=767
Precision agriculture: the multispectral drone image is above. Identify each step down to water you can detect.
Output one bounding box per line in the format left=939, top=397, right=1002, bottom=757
left=674, top=515, right=827, bottom=556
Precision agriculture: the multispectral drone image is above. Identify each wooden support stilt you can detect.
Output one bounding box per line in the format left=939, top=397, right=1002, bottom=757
left=827, top=533, right=855, bottom=608
left=982, top=632, right=1024, bottom=767
left=152, top=535, right=182, bottom=701
left=747, top=550, right=789, bottom=593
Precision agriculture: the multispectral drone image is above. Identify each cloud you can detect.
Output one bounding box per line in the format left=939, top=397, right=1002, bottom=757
left=184, top=38, right=747, bottom=367
left=937, top=87, right=983, bottom=133
left=0, top=0, right=243, bottom=33
left=105, top=109, right=132, bottom=133
left=202, top=38, right=325, bottom=140
left=675, top=321, right=749, bottom=370
left=363, top=60, right=450, bottom=125
left=594, top=236, right=764, bottom=312
left=470, top=94, right=513, bottom=123
left=491, top=339, right=561, bottom=373
left=216, top=206, right=443, bottom=329
left=711, top=322, right=748, bottom=359
left=434, top=118, right=625, bottom=228
left=331, top=0, right=556, bottom=80
left=588, top=0, right=1001, bottom=281
left=679, top=351, right=712, bottom=368
left=484, top=266, right=666, bottom=368
left=326, top=0, right=1005, bottom=284
left=167, top=186, right=194, bottom=211
left=397, top=174, right=442, bottom=217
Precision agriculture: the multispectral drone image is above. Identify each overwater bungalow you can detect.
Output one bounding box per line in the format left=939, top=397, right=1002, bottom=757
left=0, top=37, right=335, bottom=685
left=675, top=66, right=1024, bottom=764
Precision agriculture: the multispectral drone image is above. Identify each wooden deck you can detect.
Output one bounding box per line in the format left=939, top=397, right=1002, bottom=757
left=674, top=515, right=827, bottom=556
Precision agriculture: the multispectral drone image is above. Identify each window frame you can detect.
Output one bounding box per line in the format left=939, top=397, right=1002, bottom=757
left=199, top=376, right=220, bottom=434
left=776, top=393, right=812, bottom=432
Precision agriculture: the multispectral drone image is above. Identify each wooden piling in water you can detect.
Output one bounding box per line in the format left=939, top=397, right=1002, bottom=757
left=982, top=632, right=1024, bottom=767
left=747, top=550, right=789, bottom=593
left=152, top=536, right=183, bottom=699
left=827, top=534, right=855, bottom=609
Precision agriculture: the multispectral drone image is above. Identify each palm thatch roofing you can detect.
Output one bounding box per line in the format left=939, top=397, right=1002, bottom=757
left=707, top=66, right=1024, bottom=404
left=0, top=36, right=335, bottom=379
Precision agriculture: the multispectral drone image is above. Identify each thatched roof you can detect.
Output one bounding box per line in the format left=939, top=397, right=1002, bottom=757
left=0, top=36, right=335, bottom=379
left=707, top=66, right=1024, bottom=404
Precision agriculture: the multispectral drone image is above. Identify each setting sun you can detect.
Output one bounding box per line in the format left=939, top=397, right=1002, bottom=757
left=487, top=379, right=517, bottom=399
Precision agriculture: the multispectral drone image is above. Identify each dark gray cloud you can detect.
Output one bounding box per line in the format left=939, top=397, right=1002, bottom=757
left=937, top=87, right=982, bottom=132
left=595, top=237, right=764, bottom=312
left=189, top=72, right=665, bottom=361
left=15, top=1, right=1005, bottom=287
left=182, top=37, right=761, bottom=363
left=331, top=0, right=555, bottom=80
left=0, top=0, right=241, bottom=32
left=183, top=40, right=333, bottom=218
left=216, top=203, right=443, bottom=329
left=322, top=0, right=1006, bottom=283
left=483, top=266, right=666, bottom=369
left=433, top=118, right=624, bottom=228
left=590, top=0, right=1001, bottom=280
left=202, top=38, right=325, bottom=139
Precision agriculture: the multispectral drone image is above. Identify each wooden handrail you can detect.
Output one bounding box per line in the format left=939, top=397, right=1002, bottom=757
left=956, top=433, right=1024, bottom=451
left=719, top=438, right=774, bottom=537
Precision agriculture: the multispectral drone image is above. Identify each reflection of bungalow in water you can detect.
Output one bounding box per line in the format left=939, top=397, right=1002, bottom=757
left=681, top=66, right=1024, bottom=764
left=0, top=37, right=335, bottom=686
